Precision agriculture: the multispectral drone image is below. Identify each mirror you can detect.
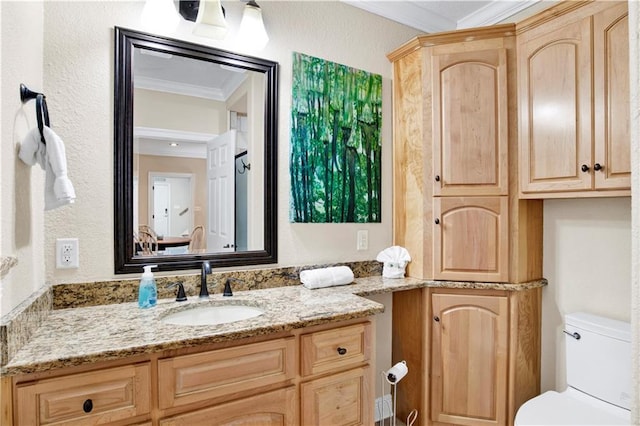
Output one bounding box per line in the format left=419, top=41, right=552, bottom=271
left=114, top=27, right=278, bottom=274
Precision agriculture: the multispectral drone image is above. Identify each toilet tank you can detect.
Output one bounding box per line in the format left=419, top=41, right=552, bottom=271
left=565, top=312, right=631, bottom=410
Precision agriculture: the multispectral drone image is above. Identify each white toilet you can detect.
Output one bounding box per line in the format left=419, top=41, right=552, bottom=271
left=515, top=312, right=631, bottom=425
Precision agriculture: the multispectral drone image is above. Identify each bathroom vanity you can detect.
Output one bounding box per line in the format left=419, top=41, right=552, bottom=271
left=0, top=282, right=389, bottom=425
left=1, top=276, right=545, bottom=426
left=9, top=319, right=372, bottom=425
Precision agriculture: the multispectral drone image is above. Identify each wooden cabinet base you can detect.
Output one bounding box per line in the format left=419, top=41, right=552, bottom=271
left=392, top=287, right=541, bottom=426
left=5, top=318, right=373, bottom=426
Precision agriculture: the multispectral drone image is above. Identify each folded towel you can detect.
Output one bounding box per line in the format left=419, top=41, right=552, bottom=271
left=376, top=246, right=411, bottom=278
left=19, top=126, right=76, bottom=210
left=300, top=266, right=354, bottom=290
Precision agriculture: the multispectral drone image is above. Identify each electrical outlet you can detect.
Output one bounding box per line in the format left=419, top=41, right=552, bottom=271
left=357, top=230, right=368, bottom=251
left=56, top=238, right=79, bottom=269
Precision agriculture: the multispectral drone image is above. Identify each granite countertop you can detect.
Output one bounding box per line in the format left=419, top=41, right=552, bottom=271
left=2, top=276, right=546, bottom=376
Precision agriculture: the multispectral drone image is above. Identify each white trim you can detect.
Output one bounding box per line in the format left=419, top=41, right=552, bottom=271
left=342, top=0, right=456, bottom=33
left=457, top=0, right=541, bottom=29
left=134, top=126, right=216, bottom=143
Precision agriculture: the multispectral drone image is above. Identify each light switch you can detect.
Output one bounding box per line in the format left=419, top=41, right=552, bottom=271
left=357, top=230, right=368, bottom=251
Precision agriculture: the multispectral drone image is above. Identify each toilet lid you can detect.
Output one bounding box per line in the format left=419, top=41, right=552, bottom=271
left=515, top=388, right=630, bottom=425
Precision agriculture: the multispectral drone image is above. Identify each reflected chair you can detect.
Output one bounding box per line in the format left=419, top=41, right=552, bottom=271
left=188, top=225, right=206, bottom=253
left=139, top=224, right=158, bottom=240
left=137, top=229, right=158, bottom=255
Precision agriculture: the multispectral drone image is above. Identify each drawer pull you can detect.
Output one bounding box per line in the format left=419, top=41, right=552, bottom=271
left=563, top=330, right=581, bottom=340
left=83, top=399, right=93, bottom=413
left=337, top=347, right=347, bottom=355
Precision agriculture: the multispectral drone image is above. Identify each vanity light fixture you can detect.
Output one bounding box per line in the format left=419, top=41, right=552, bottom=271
left=140, top=0, right=180, bottom=32
left=237, top=0, right=269, bottom=50
left=193, top=0, right=228, bottom=39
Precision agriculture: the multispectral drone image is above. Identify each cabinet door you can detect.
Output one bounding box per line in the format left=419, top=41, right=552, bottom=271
left=300, top=366, right=371, bottom=426
left=159, top=386, right=296, bottom=426
left=432, top=49, right=508, bottom=196
left=518, top=17, right=592, bottom=193
left=431, top=293, right=508, bottom=426
left=593, top=3, right=630, bottom=190
left=433, top=196, right=508, bottom=282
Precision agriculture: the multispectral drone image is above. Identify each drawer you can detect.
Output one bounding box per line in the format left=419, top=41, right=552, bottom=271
left=300, top=322, right=371, bottom=377
left=158, top=337, right=295, bottom=409
left=301, top=366, right=372, bottom=426
left=159, top=386, right=297, bottom=426
left=15, top=363, right=151, bottom=425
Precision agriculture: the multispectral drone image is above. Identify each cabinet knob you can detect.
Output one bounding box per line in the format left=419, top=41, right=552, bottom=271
left=83, top=399, right=93, bottom=413
left=594, top=163, right=603, bottom=171
left=435, top=175, right=440, bottom=182
left=337, top=347, right=347, bottom=355
left=581, top=164, right=590, bottom=172
left=434, top=218, right=440, bottom=225
left=433, top=316, right=440, bottom=322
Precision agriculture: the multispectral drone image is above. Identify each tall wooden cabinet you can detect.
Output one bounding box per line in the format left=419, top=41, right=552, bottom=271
left=389, top=26, right=543, bottom=283
left=517, top=1, right=630, bottom=198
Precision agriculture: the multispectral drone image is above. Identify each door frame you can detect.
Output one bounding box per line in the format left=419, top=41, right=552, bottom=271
left=148, top=172, right=195, bottom=236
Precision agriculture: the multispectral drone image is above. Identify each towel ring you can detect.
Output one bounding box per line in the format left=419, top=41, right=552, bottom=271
left=20, top=84, right=50, bottom=144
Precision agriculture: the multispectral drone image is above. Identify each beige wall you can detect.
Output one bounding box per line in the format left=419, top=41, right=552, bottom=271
left=0, top=1, right=418, bottom=312
left=1, top=2, right=46, bottom=316
left=134, top=88, right=226, bottom=134
left=541, top=198, right=632, bottom=392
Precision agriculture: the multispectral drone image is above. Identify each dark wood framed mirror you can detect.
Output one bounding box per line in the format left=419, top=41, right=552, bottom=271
left=114, top=27, right=278, bottom=274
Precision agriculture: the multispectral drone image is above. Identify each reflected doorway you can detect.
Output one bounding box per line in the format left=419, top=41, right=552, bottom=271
left=149, top=173, right=194, bottom=238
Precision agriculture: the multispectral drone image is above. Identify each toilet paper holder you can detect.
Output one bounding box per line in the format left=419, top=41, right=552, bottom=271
left=378, top=361, right=417, bottom=426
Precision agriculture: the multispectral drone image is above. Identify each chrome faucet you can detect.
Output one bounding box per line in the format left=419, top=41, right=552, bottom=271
left=200, top=261, right=212, bottom=299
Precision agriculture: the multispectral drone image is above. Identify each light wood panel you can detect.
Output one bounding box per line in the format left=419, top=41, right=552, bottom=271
left=300, top=322, right=371, bottom=377
left=593, top=3, right=630, bottom=190
left=433, top=196, right=509, bottom=282
left=431, top=292, right=508, bottom=426
left=392, top=288, right=428, bottom=426
left=159, top=386, right=296, bottom=426
left=15, top=363, right=151, bottom=425
left=300, top=366, right=372, bottom=426
left=392, top=48, right=433, bottom=279
left=158, top=337, right=295, bottom=410
left=518, top=16, right=592, bottom=193
left=432, top=49, right=508, bottom=196
left=507, top=287, right=542, bottom=424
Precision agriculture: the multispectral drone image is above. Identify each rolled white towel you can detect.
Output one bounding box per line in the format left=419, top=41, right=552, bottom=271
left=300, top=266, right=354, bottom=290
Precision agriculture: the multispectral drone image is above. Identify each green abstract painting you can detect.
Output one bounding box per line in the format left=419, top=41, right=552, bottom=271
left=290, top=52, right=382, bottom=223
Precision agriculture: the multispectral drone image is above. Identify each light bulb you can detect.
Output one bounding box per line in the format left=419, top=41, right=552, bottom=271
left=141, top=0, right=180, bottom=33
left=237, top=1, right=269, bottom=50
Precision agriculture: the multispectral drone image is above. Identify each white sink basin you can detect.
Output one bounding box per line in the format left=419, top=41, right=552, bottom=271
left=161, top=305, right=264, bottom=326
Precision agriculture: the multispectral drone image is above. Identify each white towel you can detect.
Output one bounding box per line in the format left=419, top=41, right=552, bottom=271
left=376, top=246, right=411, bottom=278
left=19, top=126, right=76, bottom=211
left=300, top=266, right=354, bottom=289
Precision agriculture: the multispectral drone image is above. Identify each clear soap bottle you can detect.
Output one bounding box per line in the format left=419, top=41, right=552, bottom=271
left=138, top=264, right=158, bottom=309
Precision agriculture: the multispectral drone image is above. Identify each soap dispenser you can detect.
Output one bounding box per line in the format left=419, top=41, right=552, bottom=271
left=138, top=264, right=158, bottom=309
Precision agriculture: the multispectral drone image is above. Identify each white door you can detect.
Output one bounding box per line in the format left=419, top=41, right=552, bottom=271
left=153, top=181, right=170, bottom=236
left=207, top=130, right=236, bottom=252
